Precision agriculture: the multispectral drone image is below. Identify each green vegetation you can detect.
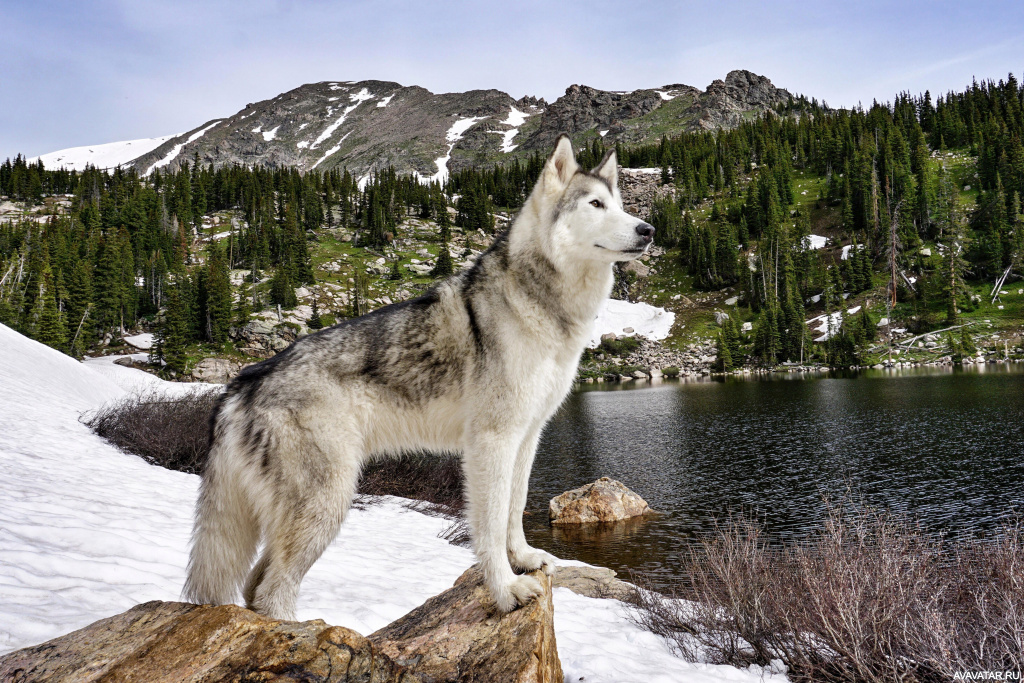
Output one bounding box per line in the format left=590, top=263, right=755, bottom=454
left=2, top=75, right=1023, bottom=370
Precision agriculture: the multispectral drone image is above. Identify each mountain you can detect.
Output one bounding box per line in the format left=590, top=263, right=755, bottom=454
left=40, top=70, right=795, bottom=179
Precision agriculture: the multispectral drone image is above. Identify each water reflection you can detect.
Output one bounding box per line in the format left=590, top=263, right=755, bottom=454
left=524, top=364, right=1024, bottom=588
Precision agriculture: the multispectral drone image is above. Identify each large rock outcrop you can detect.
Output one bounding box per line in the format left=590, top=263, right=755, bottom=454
left=0, top=601, right=416, bottom=682
left=369, top=567, right=562, bottom=683
left=549, top=477, right=654, bottom=524
left=0, top=569, right=565, bottom=682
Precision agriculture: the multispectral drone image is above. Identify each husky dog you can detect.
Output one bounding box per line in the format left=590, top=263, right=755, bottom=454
left=184, top=135, right=654, bottom=619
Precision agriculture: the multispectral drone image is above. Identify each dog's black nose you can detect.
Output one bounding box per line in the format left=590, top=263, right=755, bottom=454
left=635, top=223, right=655, bottom=243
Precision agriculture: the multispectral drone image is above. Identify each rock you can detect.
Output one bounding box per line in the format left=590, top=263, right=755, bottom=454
left=549, top=477, right=653, bottom=524
left=552, top=566, right=635, bottom=602
left=724, top=296, right=738, bottom=306
left=920, top=247, right=932, bottom=257
left=0, top=600, right=415, bottom=683
left=600, top=332, right=617, bottom=343
left=622, top=327, right=634, bottom=334
left=190, top=357, right=242, bottom=383
left=741, top=321, right=753, bottom=332
left=631, top=370, right=647, bottom=380
left=621, top=259, right=650, bottom=278
left=714, top=311, right=730, bottom=325
left=370, top=566, right=562, bottom=683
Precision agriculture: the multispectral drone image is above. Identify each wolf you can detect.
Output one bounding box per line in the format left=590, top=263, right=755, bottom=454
left=183, top=135, right=654, bottom=619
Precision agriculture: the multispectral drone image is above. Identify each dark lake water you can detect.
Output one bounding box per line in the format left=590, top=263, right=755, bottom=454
left=522, top=364, right=1024, bottom=587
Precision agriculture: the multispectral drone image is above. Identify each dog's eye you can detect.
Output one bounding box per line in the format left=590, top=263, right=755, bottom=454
left=590, top=199, right=604, bottom=209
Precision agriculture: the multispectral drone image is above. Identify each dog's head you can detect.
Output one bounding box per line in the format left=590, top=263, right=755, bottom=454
left=535, top=134, right=654, bottom=264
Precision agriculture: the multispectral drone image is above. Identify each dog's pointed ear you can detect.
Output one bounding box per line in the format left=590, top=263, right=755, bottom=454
left=593, top=149, right=618, bottom=188
left=542, top=135, right=578, bottom=191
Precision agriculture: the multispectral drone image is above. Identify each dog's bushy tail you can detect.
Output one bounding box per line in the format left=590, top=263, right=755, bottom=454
left=182, top=396, right=260, bottom=606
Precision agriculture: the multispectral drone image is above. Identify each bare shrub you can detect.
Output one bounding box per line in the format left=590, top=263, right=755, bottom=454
left=83, top=390, right=218, bottom=475
left=84, top=392, right=466, bottom=513
left=358, top=452, right=464, bottom=513
left=627, top=503, right=1024, bottom=682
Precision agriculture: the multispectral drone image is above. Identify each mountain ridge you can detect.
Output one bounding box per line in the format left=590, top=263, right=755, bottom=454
left=38, top=70, right=796, bottom=178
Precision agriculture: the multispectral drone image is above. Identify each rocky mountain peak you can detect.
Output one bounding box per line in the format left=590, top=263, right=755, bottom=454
left=126, top=70, right=795, bottom=178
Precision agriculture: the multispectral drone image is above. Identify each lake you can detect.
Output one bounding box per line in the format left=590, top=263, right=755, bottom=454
left=523, top=364, right=1024, bottom=587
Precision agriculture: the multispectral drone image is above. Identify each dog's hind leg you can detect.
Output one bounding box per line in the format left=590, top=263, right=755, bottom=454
left=506, top=422, right=558, bottom=575
left=464, top=425, right=544, bottom=612
left=245, top=437, right=362, bottom=621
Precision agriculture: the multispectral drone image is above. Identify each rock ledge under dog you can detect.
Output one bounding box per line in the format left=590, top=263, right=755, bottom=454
left=0, top=567, right=562, bottom=683
left=549, top=477, right=654, bottom=524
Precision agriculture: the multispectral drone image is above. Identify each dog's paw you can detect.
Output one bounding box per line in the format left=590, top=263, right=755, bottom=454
left=509, top=546, right=558, bottom=576
left=491, top=573, right=544, bottom=612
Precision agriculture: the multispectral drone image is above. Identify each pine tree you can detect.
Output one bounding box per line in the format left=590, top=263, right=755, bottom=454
left=431, top=241, right=454, bottom=278
left=269, top=266, right=297, bottom=308
left=204, top=243, right=232, bottom=343
left=959, top=327, right=977, bottom=356
left=308, top=299, right=324, bottom=330
left=35, top=272, right=67, bottom=351
left=234, top=276, right=254, bottom=327
left=153, top=284, right=189, bottom=376
left=715, top=330, right=734, bottom=372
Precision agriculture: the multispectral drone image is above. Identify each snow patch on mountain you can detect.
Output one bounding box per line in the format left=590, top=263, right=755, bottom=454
left=311, top=88, right=374, bottom=149
left=312, top=132, right=351, bottom=169
left=377, top=94, right=395, bottom=108
left=262, top=126, right=280, bottom=142
left=496, top=106, right=530, bottom=153
left=145, top=121, right=222, bottom=175
left=32, top=134, right=180, bottom=172
left=414, top=116, right=485, bottom=185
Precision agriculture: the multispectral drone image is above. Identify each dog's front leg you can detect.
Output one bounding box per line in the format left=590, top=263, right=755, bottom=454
left=464, top=428, right=544, bottom=612
left=506, top=423, right=558, bottom=575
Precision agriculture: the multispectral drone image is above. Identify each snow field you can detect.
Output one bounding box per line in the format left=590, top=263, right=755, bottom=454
left=32, top=134, right=180, bottom=172
left=0, top=325, right=779, bottom=681
left=590, top=298, right=676, bottom=347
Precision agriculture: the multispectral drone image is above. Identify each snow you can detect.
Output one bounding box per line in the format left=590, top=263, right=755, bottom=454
left=494, top=106, right=530, bottom=153
left=31, top=134, right=179, bottom=172
left=123, top=333, right=154, bottom=350
left=262, top=125, right=280, bottom=142
left=311, top=87, right=374, bottom=149
left=589, top=298, right=675, bottom=347
left=804, top=234, right=827, bottom=250
left=846, top=305, right=862, bottom=316
left=600, top=129, right=610, bottom=137
left=145, top=121, right=222, bottom=176
left=414, top=116, right=485, bottom=185
left=312, top=131, right=351, bottom=169
left=377, top=94, right=395, bottom=108
left=655, top=90, right=677, bottom=101
left=807, top=311, right=843, bottom=342
left=623, top=167, right=663, bottom=175
left=296, top=140, right=310, bottom=149
left=0, top=324, right=779, bottom=682
left=835, top=242, right=860, bottom=259
left=251, top=125, right=262, bottom=134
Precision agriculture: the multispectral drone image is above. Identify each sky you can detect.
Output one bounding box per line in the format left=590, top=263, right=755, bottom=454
left=2, top=0, right=1023, bottom=160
